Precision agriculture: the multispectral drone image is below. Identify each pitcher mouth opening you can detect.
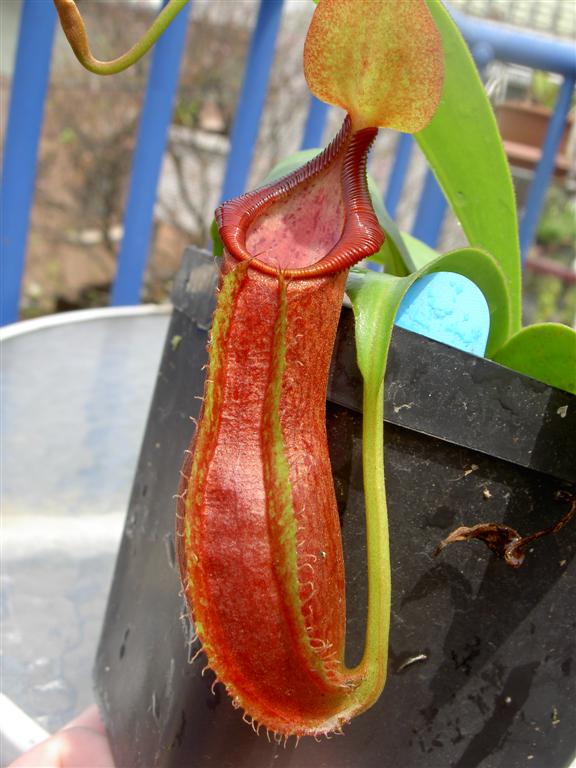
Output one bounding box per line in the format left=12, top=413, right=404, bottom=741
left=215, top=116, right=384, bottom=280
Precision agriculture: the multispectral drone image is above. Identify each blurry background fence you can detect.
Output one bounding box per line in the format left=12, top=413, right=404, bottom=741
left=1, top=0, right=575, bottom=326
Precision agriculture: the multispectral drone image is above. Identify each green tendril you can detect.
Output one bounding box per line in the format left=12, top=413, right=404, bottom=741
left=54, top=0, right=189, bottom=75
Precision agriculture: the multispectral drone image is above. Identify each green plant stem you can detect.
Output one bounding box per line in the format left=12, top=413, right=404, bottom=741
left=346, top=246, right=511, bottom=708
left=355, top=378, right=390, bottom=705
left=54, top=0, right=189, bottom=75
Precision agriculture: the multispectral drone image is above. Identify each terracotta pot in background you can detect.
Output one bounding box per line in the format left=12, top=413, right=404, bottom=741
left=495, top=100, right=573, bottom=176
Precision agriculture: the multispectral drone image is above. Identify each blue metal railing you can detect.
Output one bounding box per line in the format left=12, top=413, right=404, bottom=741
left=1, top=0, right=57, bottom=326
left=384, top=134, right=415, bottom=220
left=219, top=0, right=285, bottom=203
left=112, top=0, right=193, bottom=306
left=1, top=0, right=575, bottom=325
left=519, top=74, right=576, bottom=256
left=300, top=95, right=330, bottom=151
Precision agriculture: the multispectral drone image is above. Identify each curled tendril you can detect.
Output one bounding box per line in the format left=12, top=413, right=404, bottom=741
left=53, top=0, right=189, bottom=75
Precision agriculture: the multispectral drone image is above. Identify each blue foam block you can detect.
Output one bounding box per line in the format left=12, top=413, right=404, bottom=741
left=394, top=272, right=490, bottom=357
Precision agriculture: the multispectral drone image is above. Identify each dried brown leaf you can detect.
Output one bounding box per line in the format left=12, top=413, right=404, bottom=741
left=436, top=499, right=575, bottom=568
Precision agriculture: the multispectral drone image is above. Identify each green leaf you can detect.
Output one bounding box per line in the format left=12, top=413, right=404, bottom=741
left=211, top=217, right=224, bottom=257
left=347, top=271, right=411, bottom=395
left=397, top=232, right=438, bottom=271
left=366, top=178, right=413, bottom=275
left=418, top=0, right=521, bottom=333
left=492, top=324, right=576, bottom=394
left=347, top=246, right=511, bottom=389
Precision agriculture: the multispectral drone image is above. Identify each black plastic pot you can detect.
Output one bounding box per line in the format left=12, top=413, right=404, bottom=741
left=94, top=247, right=576, bottom=768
